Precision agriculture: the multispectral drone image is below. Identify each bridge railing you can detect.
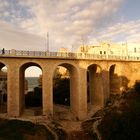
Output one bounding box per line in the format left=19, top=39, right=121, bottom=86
left=0, top=50, right=10, bottom=55
left=0, top=49, right=140, bottom=61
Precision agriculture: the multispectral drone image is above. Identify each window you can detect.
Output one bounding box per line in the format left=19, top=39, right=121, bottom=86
left=104, top=51, right=106, bottom=54
left=134, top=48, right=136, bottom=53
left=110, top=51, right=113, bottom=54
left=100, top=51, right=102, bottom=54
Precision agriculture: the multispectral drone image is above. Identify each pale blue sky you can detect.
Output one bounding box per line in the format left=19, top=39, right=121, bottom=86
left=119, top=0, right=140, bottom=21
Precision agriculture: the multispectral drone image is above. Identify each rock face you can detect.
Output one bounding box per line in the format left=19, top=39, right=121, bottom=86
left=0, top=119, right=55, bottom=140
left=82, top=85, right=140, bottom=140
left=1, top=82, right=140, bottom=140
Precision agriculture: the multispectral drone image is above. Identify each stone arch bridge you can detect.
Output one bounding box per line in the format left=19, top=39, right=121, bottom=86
left=0, top=50, right=140, bottom=120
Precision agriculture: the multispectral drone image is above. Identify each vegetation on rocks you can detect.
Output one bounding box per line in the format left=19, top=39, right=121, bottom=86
left=0, top=119, right=55, bottom=140
left=25, top=87, right=42, bottom=107
left=48, top=121, right=67, bottom=140
left=53, top=78, right=70, bottom=106
left=25, top=77, right=70, bottom=107
left=82, top=81, right=140, bottom=140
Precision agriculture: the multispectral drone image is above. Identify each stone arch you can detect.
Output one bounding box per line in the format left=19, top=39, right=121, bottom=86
left=87, top=64, right=104, bottom=109
left=20, top=62, right=42, bottom=70
left=0, top=62, right=8, bottom=113
left=53, top=62, right=79, bottom=118
left=109, top=64, right=122, bottom=94
left=19, top=62, right=43, bottom=116
left=0, top=63, right=6, bottom=70
left=109, top=64, right=129, bottom=94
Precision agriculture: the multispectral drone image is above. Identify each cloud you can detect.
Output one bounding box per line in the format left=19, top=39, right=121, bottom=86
left=0, top=21, right=44, bottom=51
left=0, top=0, right=9, bottom=8
left=96, top=20, right=140, bottom=43
left=0, top=0, right=132, bottom=51
left=16, top=0, right=123, bottom=50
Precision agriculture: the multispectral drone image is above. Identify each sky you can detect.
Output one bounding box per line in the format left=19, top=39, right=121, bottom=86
left=0, top=0, right=140, bottom=52
left=0, top=0, right=140, bottom=77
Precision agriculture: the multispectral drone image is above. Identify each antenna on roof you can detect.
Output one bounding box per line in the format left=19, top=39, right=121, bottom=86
left=47, top=32, right=49, bottom=52
left=44, top=32, right=49, bottom=52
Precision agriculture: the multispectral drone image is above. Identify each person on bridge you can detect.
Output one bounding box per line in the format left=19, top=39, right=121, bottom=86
left=2, top=48, right=5, bottom=55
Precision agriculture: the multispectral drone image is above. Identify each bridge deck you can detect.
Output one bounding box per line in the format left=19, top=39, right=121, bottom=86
left=0, top=49, right=140, bottom=61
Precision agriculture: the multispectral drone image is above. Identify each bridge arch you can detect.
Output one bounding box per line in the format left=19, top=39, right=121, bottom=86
left=53, top=62, right=80, bottom=118
left=87, top=64, right=104, bottom=111
left=19, top=62, right=43, bottom=116
left=19, top=62, right=42, bottom=69
left=109, top=64, right=129, bottom=94
left=0, top=62, right=6, bottom=70
left=0, top=62, right=8, bottom=114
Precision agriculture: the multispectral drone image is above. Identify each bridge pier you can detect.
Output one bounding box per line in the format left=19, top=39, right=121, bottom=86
left=42, top=66, right=53, bottom=117
left=77, top=68, right=87, bottom=120
left=102, top=70, right=110, bottom=105
left=62, top=65, right=87, bottom=120
left=88, top=65, right=104, bottom=108
left=7, top=64, right=21, bottom=117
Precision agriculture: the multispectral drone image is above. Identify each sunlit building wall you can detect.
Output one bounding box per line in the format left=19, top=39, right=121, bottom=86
left=78, top=42, right=140, bottom=57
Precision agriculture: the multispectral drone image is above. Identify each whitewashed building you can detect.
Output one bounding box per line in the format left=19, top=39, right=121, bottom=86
left=78, top=42, right=140, bottom=57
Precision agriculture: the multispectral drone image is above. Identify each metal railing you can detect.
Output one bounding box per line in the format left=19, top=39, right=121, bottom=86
left=0, top=49, right=140, bottom=61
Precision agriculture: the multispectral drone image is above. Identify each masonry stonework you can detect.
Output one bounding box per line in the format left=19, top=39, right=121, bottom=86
left=0, top=56, right=140, bottom=120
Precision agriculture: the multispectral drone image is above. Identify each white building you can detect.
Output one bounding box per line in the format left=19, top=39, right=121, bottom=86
left=78, top=42, right=140, bottom=57
left=127, top=43, right=140, bottom=57
left=59, top=47, right=68, bottom=53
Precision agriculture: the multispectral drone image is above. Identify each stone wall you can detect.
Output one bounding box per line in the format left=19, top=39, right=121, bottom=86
left=0, top=57, right=140, bottom=120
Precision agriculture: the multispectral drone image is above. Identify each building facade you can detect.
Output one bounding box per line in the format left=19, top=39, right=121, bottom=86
left=78, top=42, right=140, bottom=57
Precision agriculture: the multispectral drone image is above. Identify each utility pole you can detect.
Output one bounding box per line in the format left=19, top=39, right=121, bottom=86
left=47, top=32, right=49, bottom=52
left=81, top=36, right=85, bottom=47
left=126, top=41, right=128, bottom=57
left=44, top=32, right=49, bottom=52
left=71, top=45, right=74, bottom=53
